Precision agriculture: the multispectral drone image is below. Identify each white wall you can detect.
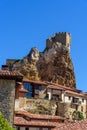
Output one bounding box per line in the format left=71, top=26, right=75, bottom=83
left=64, top=95, right=72, bottom=103
left=15, top=99, right=19, bottom=110
left=61, top=91, right=65, bottom=102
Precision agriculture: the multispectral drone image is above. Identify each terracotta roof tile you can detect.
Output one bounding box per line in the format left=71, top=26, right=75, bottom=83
left=15, top=111, right=65, bottom=121
left=55, top=119, right=87, bottom=130
left=14, top=116, right=62, bottom=127
left=23, top=79, right=86, bottom=98
left=47, top=85, right=87, bottom=98
left=65, top=90, right=87, bottom=98
left=44, top=81, right=76, bottom=91
left=18, top=84, right=29, bottom=93
left=19, top=88, right=29, bottom=93
left=0, top=70, right=23, bottom=77
left=14, top=114, right=87, bottom=130
left=14, top=111, right=87, bottom=130
left=47, top=85, right=65, bottom=91
left=23, top=78, right=48, bottom=85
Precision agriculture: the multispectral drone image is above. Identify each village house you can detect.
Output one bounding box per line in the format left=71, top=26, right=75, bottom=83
left=0, top=65, right=23, bottom=125
left=0, top=65, right=87, bottom=130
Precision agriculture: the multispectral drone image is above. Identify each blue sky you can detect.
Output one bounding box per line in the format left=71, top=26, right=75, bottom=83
left=0, top=0, right=87, bottom=91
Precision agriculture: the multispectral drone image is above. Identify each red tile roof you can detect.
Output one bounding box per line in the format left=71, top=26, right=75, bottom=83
left=47, top=85, right=65, bottom=91
left=65, top=90, right=87, bottom=98
left=55, top=119, right=87, bottom=130
left=14, top=116, right=62, bottom=127
left=19, top=88, right=29, bottom=93
left=0, top=70, right=23, bottom=77
left=47, top=85, right=87, bottom=98
left=14, top=111, right=87, bottom=130
left=23, top=77, right=47, bottom=85
left=18, top=84, right=29, bottom=93
left=45, top=81, right=77, bottom=91
left=23, top=79, right=86, bottom=98
left=15, top=111, right=65, bottom=121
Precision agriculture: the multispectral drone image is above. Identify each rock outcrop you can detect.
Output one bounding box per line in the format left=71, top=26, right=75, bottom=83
left=7, top=32, right=76, bottom=88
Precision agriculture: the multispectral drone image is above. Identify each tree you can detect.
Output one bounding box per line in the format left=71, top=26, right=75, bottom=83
left=72, top=110, right=84, bottom=121
left=0, top=112, right=15, bottom=130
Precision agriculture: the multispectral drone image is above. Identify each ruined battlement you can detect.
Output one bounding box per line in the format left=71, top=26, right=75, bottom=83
left=46, top=32, right=71, bottom=50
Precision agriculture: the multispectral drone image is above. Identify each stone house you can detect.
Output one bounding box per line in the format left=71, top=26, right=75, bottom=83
left=15, top=77, right=87, bottom=120
left=14, top=111, right=65, bottom=130
left=47, top=84, right=87, bottom=119
left=0, top=66, right=87, bottom=130
left=0, top=65, right=23, bottom=125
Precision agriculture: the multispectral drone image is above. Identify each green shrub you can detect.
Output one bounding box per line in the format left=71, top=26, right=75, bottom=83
left=72, top=110, right=84, bottom=121
left=0, top=112, right=15, bottom=130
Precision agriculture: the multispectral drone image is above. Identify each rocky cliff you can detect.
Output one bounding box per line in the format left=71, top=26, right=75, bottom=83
left=7, top=32, right=76, bottom=88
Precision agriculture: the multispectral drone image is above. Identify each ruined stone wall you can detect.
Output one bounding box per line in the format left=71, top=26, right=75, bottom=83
left=46, top=32, right=71, bottom=49
left=23, top=99, right=57, bottom=115
left=0, top=79, right=15, bottom=125
left=57, top=102, right=86, bottom=120
left=57, top=103, right=73, bottom=119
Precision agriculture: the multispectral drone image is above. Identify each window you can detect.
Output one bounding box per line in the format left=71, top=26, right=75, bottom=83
left=68, top=96, right=71, bottom=100
left=76, top=105, right=78, bottom=111
left=71, top=105, right=78, bottom=111
left=82, top=99, right=84, bottom=103
left=52, top=94, right=61, bottom=101
left=73, top=97, right=79, bottom=103
left=23, top=82, right=33, bottom=98
left=52, top=95, right=59, bottom=100
left=36, top=86, right=42, bottom=91
left=26, top=128, right=29, bottom=130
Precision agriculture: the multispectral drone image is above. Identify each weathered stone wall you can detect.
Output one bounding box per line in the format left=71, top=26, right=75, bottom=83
left=57, top=102, right=87, bottom=120
left=57, top=103, right=74, bottom=119
left=46, top=32, right=71, bottom=49
left=19, top=93, right=27, bottom=108
left=22, top=99, right=57, bottom=115
left=0, top=79, right=15, bottom=125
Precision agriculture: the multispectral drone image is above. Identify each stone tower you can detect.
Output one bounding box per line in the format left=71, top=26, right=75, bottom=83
left=0, top=67, right=23, bottom=126
left=46, top=32, right=71, bottom=50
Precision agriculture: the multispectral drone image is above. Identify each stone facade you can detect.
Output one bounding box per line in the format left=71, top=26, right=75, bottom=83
left=15, top=80, right=87, bottom=120
left=0, top=79, right=15, bottom=125
left=15, top=98, right=57, bottom=116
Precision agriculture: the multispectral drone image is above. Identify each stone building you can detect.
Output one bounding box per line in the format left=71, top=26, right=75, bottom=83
left=0, top=65, right=23, bottom=125
left=0, top=32, right=87, bottom=130
left=47, top=84, right=87, bottom=119
left=14, top=78, right=87, bottom=123
left=0, top=66, right=87, bottom=130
